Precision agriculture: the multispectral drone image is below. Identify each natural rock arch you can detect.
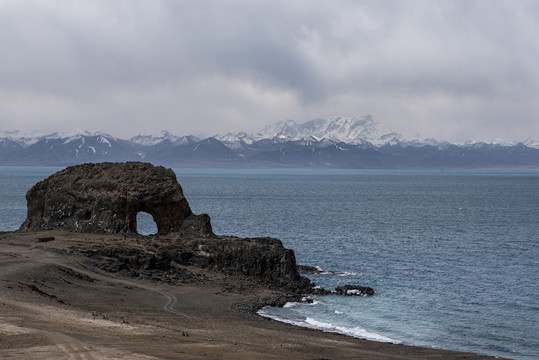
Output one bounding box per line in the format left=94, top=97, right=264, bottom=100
left=136, top=211, right=158, bottom=236
left=19, top=162, right=213, bottom=236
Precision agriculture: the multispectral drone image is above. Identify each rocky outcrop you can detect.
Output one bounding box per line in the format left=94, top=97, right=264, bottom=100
left=83, top=235, right=313, bottom=293
left=334, top=285, right=375, bottom=296
left=19, top=162, right=212, bottom=236
left=172, top=236, right=312, bottom=292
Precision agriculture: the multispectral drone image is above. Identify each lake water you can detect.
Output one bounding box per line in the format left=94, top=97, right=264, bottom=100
left=1, top=166, right=538, bottom=359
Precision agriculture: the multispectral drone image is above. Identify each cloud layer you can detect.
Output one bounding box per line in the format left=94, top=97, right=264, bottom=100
left=1, top=0, right=538, bottom=141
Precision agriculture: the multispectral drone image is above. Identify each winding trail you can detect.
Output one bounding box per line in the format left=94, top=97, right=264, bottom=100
left=25, top=325, right=96, bottom=360
left=0, top=245, right=195, bottom=359
left=160, top=290, right=181, bottom=315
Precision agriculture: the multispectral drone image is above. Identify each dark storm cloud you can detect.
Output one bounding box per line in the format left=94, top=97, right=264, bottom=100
left=0, top=0, right=538, bottom=141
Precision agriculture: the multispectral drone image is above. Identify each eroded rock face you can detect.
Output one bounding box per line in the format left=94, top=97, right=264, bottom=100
left=19, top=162, right=212, bottom=236
left=83, top=236, right=313, bottom=293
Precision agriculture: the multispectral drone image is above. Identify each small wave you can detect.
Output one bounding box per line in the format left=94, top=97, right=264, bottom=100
left=283, top=298, right=319, bottom=308
left=283, top=302, right=299, bottom=308
left=334, top=310, right=344, bottom=315
left=337, top=271, right=358, bottom=277
left=257, top=309, right=399, bottom=344
left=304, top=317, right=397, bottom=343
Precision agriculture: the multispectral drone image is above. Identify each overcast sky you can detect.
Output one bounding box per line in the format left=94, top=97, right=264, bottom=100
left=1, top=0, right=538, bottom=142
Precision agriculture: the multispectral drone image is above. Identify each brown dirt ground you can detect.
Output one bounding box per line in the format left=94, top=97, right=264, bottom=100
left=0, top=231, right=505, bottom=359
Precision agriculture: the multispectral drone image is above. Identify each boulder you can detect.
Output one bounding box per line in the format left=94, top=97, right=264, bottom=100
left=334, top=285, right=375, bottom=296
left=19, top=162, right=212, bottom=236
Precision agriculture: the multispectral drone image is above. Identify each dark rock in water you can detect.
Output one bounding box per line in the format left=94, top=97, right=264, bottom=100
left=310, top=286, right=332, bottom=295
left=334, top=285, right=375, bottom=296
left=19, top=162, right=212, bottom=236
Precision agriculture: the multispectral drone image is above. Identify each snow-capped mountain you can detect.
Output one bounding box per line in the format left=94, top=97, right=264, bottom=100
left=0, top=130, right=48, bottom=147
left=214, top=132, right=257, bottom=149
left=251, top=115, right=446, bottom=147
left=0, top=131, right=133, bottom=165
left=130, top=130, right=180, bottom=146
left=1, top=120, right=538, bottom=168
left=258, top=119, right=302, bottom=140
left=523, top=138, right=539, bottom=149
left=131, top=131, right=202, bottom=148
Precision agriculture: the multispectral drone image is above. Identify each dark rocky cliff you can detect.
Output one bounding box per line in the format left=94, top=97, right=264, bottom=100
left=85, top=235, right=312, bottom=293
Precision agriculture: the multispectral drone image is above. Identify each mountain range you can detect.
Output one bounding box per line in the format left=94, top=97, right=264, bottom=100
left=1, top=116, right=538, bottom=169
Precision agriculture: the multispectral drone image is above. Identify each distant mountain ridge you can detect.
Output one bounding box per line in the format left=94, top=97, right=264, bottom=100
left=1, top=116, right=538, bottom=169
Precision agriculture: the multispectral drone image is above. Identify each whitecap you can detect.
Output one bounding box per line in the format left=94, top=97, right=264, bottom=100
left=284, top=298, right=319, bottom=308
left=283, top=302, right=299, bottom=308
left=337, top=271, right=358, bottom=277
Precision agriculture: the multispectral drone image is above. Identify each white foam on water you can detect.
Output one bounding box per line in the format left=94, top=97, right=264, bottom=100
left=257, top=308, right=399, bottom=344
left=337, top=271, right=358, bottom=277
left=304, top=317, right=398, bottom=343
left=283, top=299, right=319, bottom=308
left=283, top=302, right=298, bottom=308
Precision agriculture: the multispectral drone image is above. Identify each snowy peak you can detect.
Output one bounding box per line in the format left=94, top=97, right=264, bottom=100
left=522, top=138, right=539, bottom=149
left=258, top=119, right=299, bottom=139
left=0, top=130, right=119, bottom=148
left=215, top=132, right=256, bottom=149
left=313, top=115, right=379, bottom=143
left=255, top=115, right=383, bottom=144
left=130, top=130, right=181, bottom=146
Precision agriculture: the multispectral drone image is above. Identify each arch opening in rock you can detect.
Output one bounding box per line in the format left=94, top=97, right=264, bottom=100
left=136, top=211, right=158, bottom=236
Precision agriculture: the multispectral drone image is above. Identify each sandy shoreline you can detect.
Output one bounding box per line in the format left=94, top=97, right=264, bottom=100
left=0, top=231, right=506, bottom=359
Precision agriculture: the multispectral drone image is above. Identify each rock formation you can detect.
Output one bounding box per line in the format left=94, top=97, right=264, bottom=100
left=19, top=162, right=212, bottom=236
left=18, top=161, right=372, bottom=298
left=86, top=235, right=313, bottom=293
left=334, top=285, right=375, bottom=296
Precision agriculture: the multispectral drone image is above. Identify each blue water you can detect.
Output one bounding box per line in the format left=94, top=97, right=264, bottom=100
left=1, top=167, right=538, bottom=359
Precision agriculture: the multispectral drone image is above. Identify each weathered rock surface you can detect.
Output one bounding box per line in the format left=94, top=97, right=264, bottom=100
left=82, top=235, right=313, bottom=293
left=19, top=162, right=212, bottom=236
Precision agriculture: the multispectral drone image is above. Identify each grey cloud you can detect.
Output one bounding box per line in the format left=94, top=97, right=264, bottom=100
left=0, top=0, right=538, bottom=141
